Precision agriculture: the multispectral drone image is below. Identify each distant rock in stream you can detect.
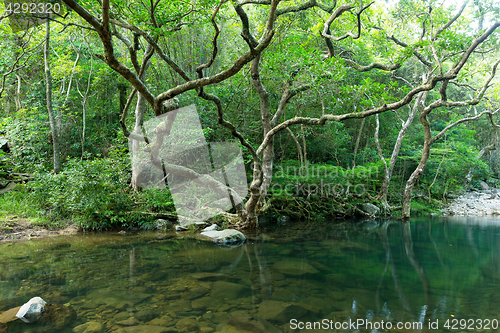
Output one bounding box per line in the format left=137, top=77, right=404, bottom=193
left=200, top=229, right=246, bottom=246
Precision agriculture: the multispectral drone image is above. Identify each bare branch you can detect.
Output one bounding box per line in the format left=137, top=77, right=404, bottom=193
left=233, top=3, right=258, bottom=48
left=342, top=59, right=401, bottom=72
left=109, top=19, right=192, bottom=83
left=387, top=35, right=432, bottom=67
left=153, top=0, right=280, bottom=115
left=271, top=84, right=310, bottom=127
left=432, top=1, right=469, bottom=40
left=0, top=38, right=44, bottom=98
left=431, top=109, right=499, bottom=144
left=256, top=25, right=500, bottom=155
left=196, top=0, right=225, bottom=77
left=62, top=0, right=156, bottom=108
left=322, top=2, right=373, bottom=42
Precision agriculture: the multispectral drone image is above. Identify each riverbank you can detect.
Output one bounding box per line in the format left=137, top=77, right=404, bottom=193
left=0, top=217, right=78, bottom=244
left=443, top=188, right=500, bottom=216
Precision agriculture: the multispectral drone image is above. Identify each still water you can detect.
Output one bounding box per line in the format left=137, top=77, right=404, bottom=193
left=1, top=217, right=500, bottom=332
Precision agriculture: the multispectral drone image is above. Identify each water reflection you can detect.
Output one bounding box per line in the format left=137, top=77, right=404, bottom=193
left=0, top=217, right=500, bottom=332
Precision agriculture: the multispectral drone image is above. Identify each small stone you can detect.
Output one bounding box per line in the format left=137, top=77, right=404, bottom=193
left=273, top=260, right=319, bottom=276
left=134, top=309, right=157, bottom=322
left=73, top=321, right=104, bottom=333
left=479, top=180, right=490, bottom=190
left=202, top=224, right=220, bottom=232
left=116, top=317, right=140, bottom=326
left=175, top=225, right=188, bottom=231
left=176, top=317, right=199, bottom=331
left=0, top=307, right=21, bottom=324
left=113, top=312, right=131, bottom=321
left=211, top=281, right=251, bottom=300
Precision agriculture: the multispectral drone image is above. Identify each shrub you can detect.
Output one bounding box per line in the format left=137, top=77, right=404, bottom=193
left=27, top=154, right=133, bottom=230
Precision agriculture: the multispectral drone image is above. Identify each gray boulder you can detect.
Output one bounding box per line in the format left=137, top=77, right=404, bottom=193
left=154, top=219, right=173, bottom=231
left=479, top=180, right=490, bottom=190
left=200, top=229, right=246, bottom=246
left=358, top=203, right=380, bottom=217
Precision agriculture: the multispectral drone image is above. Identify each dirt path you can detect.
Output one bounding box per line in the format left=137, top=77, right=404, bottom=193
left=0, top=218, right=78, bottom=244
left=443, top=189, right=500, bottom=216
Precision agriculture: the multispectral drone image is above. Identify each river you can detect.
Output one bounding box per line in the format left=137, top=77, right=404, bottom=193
left=1, top=217, right=500, bottom=332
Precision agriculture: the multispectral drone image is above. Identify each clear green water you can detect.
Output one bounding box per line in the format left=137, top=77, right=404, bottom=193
left=1, top=217, right=500, bottom=332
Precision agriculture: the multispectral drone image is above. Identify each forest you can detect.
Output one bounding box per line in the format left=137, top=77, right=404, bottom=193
left=0, top=0, right=499, bottom=230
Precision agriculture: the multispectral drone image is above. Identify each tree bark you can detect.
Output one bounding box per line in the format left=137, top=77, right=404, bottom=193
left=401, top=111, right=431, bottom=219
left=286, top=127, right=304, bottom=165
left=44, top=18, right=61, bottom=173
left=353, top=118, right=365, bottom=167
left=376, top=92, right=427, bottom=206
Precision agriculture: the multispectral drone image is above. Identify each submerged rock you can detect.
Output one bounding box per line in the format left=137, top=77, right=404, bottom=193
left=39, top=304, right=77, bottom=329
left=211, top=281, right=251, bottom=300
left=218, top=313, right=281, bottom=333
left=0, top=306, right=21, bottom=324
left=175, top=225, right=189, bottom=231
left=117, top=326, right=175, bottom=333
left=258, top=300, right=312, bottom=322
left=200, top=229, right=246, bottom=246
left=72, top=321, right=104, bottom=333
left=273, top=260, right=319, bottom=276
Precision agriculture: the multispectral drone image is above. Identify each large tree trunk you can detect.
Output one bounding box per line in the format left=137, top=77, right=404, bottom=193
left=130, top=89, right=148, bottom=191
left=130, top=45, right=153, bottom=191
left=242, top=55, right=271, bottom=228
left=353, top=118, right=365, bottom=167
left=376, top=92, right=427, bottom=207
left=44, top=18, right=61, bottom=173
left=401, top=111, right=432, bottom=219
left=286, top=127, right=304, bottom=165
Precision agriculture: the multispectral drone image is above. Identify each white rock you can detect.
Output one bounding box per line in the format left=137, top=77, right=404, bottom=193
left=202, top=224, right=221, bottom=232
left=175, top=225, right=189, bottom=231
left=16, top=297, right=47, bottom=323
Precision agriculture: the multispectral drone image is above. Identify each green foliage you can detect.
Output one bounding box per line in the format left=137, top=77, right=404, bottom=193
left=0, top=116, right=51, bottom=170
left=271, top=160, right=384, bottom=200
left=136, top=189, right=175, bottom=213
left=26, top=155, right=132, bottom=230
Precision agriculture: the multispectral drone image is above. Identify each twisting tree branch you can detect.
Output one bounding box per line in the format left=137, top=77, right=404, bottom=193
left=257, top=22, right=500, bottom=155
left=322, top=2, right=373, bottom=41
left=432, top=1, right=469, bottom=40
left=196, top=0, right=225, bottom=77
left=387, top=35, right=433, bottom=67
